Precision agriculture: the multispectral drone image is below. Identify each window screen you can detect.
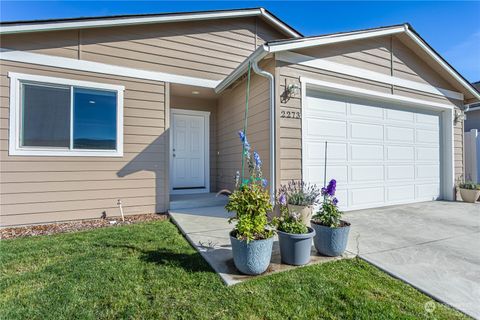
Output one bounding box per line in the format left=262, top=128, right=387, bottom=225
left=21, top=83, right=70, bottom=148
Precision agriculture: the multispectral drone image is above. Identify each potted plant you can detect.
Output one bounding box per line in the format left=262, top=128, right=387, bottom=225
left=226, top=131, right=274, bottom=275
left=272, top=193, right=315, bottom=266
left=311, top=179, right=350, bottom=257
left=459, top=181, right=480, bottom=203
left=279, top=180, right=321, bottom=225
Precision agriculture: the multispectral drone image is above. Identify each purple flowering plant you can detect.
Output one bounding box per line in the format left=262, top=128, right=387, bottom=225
left=278, top=180, right=321, bottom=207
left=226, top=131, right=274, bottom=241
left=272, top=192, right=308, bottom=234
left=313, top=179, right=344, bottom=228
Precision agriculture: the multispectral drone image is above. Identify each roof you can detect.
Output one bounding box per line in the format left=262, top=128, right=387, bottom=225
left=0, top=7, right=302, bottom=38
left=216, top=23, right=480, bottom=102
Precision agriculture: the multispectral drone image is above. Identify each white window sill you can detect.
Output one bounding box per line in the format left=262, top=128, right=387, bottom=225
left=9, top=149, right=123, bottom=157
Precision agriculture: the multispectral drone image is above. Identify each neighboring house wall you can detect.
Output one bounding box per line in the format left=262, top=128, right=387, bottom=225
left=465, top=109, right=480, bottom=131
left=170, top=96, right=217, bottom=192
left=1, top=18, right=285, bottom=81
left=216, top=60, right=273, bottom=191
left=275, top=35, right=465, bottom=186
left=0, top=60, right=168, bottom=226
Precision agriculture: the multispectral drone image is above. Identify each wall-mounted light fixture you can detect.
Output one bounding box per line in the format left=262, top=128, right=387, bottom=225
left=286, top=83, right=300, bottom=98
left=454, top=109, right=466, bottom=125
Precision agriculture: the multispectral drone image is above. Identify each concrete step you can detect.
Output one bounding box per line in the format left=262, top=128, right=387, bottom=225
left=170, top=193, right=229, bottom=210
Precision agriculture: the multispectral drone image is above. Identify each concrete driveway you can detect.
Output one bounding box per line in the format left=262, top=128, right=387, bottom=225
left=344, top=201, right=480, bottom=319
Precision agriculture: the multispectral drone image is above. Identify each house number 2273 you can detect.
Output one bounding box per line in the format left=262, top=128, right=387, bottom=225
left=280, top=110, right=301, bottom=119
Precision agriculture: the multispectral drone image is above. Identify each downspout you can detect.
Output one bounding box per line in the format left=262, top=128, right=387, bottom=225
left=252, top=59, right=276, bottom=203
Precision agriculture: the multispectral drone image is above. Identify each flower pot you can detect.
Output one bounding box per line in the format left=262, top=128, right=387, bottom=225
left=288, top=205, right=313, bottom=226
left=230, top=233, right=273, bottom=275
left=277, top=227, right=316, bottom=266
left=459, top=188, right=480, bottom=203
left=311, top=220, right=350, bottom=257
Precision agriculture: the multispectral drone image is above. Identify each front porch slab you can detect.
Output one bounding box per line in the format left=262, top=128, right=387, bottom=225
left=168, top=199, right=354, bottom=286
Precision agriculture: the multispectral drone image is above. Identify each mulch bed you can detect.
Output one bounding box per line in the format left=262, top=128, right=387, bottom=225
left=1, top=213, right=168, bottom=240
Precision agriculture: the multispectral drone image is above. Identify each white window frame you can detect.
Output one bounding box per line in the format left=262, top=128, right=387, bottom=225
left=8, top=72, right=124, bottom=157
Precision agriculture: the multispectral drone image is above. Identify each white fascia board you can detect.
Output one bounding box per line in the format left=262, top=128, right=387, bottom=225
left=214, top=45, right=269, bottom=93
left=0, top=49, right=220, bottom=88
left=405, top=28, right=480, bottom=101
left=268, top=25, right=407, bottom=53
left=300, top=77, right=454, bottom=111
left=278, top=51, right=464, bottom=100
left=0, top=9, right=262, bottom=34
left=259, top=8, right=301, bottom=38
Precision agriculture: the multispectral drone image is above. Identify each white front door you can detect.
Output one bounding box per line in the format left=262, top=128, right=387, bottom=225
left=303, top=90, right=441, bottom=211
left=171, top=110, right=209, bottom=192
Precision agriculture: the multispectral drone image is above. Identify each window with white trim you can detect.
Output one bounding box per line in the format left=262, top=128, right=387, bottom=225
left=9, top=72, right=124, bottom=157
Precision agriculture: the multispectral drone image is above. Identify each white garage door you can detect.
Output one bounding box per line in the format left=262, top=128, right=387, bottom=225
left=303, top=90, right=441, bottom=211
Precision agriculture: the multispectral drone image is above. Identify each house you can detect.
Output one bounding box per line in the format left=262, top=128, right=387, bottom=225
left=465, top=81, right=480, bottom=131
left=1, top=8, right=479, bottom=227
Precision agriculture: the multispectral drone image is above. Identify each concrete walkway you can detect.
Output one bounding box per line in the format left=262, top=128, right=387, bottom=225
left=344, top=201, right=480, bottom=319
left=169, top=193, right=352, bottom=285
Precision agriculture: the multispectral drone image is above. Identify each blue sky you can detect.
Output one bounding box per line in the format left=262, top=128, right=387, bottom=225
left=1, top=1, right=479, bottom=81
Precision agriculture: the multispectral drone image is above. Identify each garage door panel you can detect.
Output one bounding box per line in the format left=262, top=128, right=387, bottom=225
left=386, top=108, right=415, bottom=122
left=416, top=165, right=440, bottom=179
left=305, top=141, right=347, bottom=162
left=304, top=165, right=348, bottom=186
left=416, top=184, right=440, bottom=199
left=303, top=91, right=441, bottom=211
left=350, top=122, right=383, bottom=140
left=386, top=185, right=415, bottom=202
left=416, top=129, right=439, bottom=144
left=350, top=144, right=383, bottom=161
left=305, top=118, right=347, bottom=139
left=416, top=113, right=439, bottom=126
left=350, top=103, right=384, bottom=119
left=386, top=165, right=415, bottom=180
left=305, top=96, right=347, bottom=116
left=416, top=147, right=439, bottom=161
left=386, top=146, right=415, bottom=161
left=350, top=187, right=385, bottom=206
left=350, top=165, right=384, bottom=182
left=386, top=126, right=415, bottom=143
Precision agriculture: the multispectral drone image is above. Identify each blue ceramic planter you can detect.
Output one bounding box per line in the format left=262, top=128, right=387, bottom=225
left=230, top=233, right=273, bottom=275
left=311, top=221, right=350, bottom=257
left=277, top=227, right=315, bottom=266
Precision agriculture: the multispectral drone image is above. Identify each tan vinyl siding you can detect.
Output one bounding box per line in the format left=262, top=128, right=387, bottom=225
left=275, top=34, right=465, bottom=188
left=170, top=96, right=217, bottom=191
left=454, top=120, right=464, bottom=181
left=216, top=60, right=273, bottom=191
left=1, top=17, right=286, bottom=81
left=0, top=60, right=168, bottom=227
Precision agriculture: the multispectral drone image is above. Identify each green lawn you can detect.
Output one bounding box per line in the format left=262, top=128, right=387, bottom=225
left=0, top=220, right=467, bottom=320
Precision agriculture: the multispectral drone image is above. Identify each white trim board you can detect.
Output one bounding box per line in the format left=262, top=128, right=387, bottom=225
left=0, top=48, right=220, bottom=88
left=8, top=72, right=124, bottom=157
left=277, top=51, right=463, bottom=101
left=299, top=77, right=454, bottom=111
left=300, top=77, right=455, bottom=203
left=169, top=108, right=210, bottom=195
left=0, top=8, right=301, bottom=38
left=268, top=25, right=407, bottom=53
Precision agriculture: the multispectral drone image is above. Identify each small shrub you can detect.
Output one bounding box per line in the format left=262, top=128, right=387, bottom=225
left=459, top=181, right=480, bottom=190
left=272, top=193, right=308, bottom=234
